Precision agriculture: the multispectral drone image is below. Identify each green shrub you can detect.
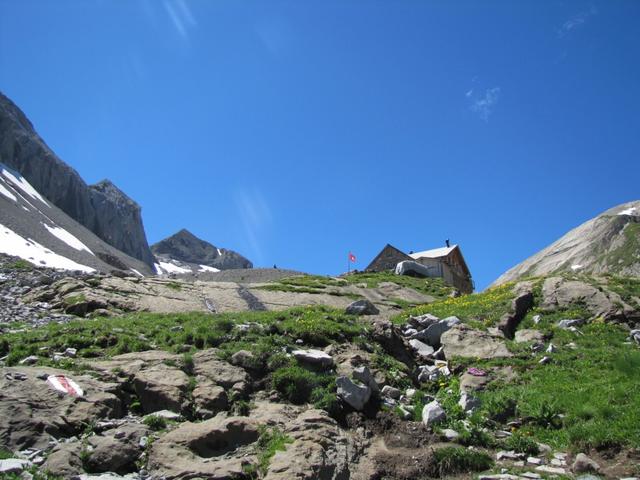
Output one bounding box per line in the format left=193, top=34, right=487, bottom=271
left=143, top=415, right=167, bottom=431
left=503, top=432, right=540, bottom=455
left=0, top=447, right=14, bottom=459
left=429, top=447, right=493, bottom=477
left=271, top=366, right=334, bottom=405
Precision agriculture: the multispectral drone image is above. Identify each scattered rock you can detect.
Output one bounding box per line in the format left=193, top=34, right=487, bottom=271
left=415, top=316, right=461, bottom=346
left=336, top=376, right=371, bottom=411
left=441, top=324, right=513, bottom=359
left=458, top=392, right=481, bottom=412
left=421, top=400, right=446, bottom=427
left=572, top=453, right=600, bottom=474
left=292, top=349, right=334, bottom=368
left=535, top=465, right=566, bottom=475
left=230, top=350, right=256, bottom=370
left=498, top=288, right=534, bottom=339
left=441, top=428, right=460, bottom=441
left=0, top=459, right=32, bottom=474
left=345, top=299, right=379, bottom=316
left=381, top=385, right=401, bottom=399
left=557, top=318, right=585, bottom=329
left=515, top=329, right=545, bottom=343
left=408, top=339, right=434, bottom=357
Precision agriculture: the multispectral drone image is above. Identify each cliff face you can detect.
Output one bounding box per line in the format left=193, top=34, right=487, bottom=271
left=0, top=92, right=155, bottom=267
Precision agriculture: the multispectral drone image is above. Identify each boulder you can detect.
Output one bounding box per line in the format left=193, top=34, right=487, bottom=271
left=557, top=318, right=585, bottom=329
left=345, top=299, right=379, bottom=316
left=352, top=365, right=379, bottom=393
left=381, top=385, right=401, bottom=399
left=336, top=376, right=371, bottom=411
left=498, top=289, right=534, bottom=339
left=42, top=443, right=83, bottom=478
left=85, top=424, right=148, bottom=474
left=147, top=416, right=260, bottom=479
left=292, top=349, right=334, bottom=368
left=264, top=410, right=349, bottom=480
left=572, top=453, right=600, bottom=474
left=460, top=371, right=490, bottom=393
left=0, top=367, right=122, bottom=450
left=192, top=383, right=229, bottom=419
left=0, top=458, right=32, bottom=474
left=192, top=349, right=249, bottom=388
left=369, top=319, right=415, bottom=366
left=458, top=392, right=481, bottom=412
left=230, top=350, right=256, bottom=370
left=421, top=400, right=446, bottom=427
left=414, top=316, right=461, bottom=346
left=132, top=364, right=190, bottom=414
left=441, top=324, right=513, bottom=359
left=515, top=329, right=545, bottom=343
left=394, top=260, right=431, bottom=277
left=409, top=339, right=435, bottom=357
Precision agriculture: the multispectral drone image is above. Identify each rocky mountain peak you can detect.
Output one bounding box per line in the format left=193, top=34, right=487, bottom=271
left=152, top=229, right=252, bottom=272
left=493, top=200, right=640, bottom=285
left=90, top=179, right=140, bottom=210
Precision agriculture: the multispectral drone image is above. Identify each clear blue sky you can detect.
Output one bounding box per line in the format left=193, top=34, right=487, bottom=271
left=1, top=1, right=639, bottom=289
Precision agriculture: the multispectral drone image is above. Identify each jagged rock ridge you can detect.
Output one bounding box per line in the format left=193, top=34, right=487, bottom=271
left=0, top=92, right=155, bottom=267
left=152, top=229, right=252, bottom=274
left=493, top=200, right=640, bottom=285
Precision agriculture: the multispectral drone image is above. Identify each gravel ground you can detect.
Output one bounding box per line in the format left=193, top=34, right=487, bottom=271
left=173, top=268, right=307, bottom=284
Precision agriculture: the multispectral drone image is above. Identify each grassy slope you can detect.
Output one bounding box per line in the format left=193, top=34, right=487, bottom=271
left=2, top=272, right=640, bottom=459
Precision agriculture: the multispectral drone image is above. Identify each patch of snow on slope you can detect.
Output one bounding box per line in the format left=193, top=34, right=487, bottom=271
left=157, top=261, right=191, bottom=274
left=618, top=206, right=637, bottom=216
left=0, top=223, right=95, bottom=273
left=199, top=264, right=220, bottom=273
left=1, top=165, right=49, bottom=205
left=130, top=268, right=144, bottom=277
left=571, top=264, right=583, bottom=271
left=154, top=263, right=165, bottom=274
left=217, top=248, right=223, bottom=256
left=43, top=223, right=94, bottom=254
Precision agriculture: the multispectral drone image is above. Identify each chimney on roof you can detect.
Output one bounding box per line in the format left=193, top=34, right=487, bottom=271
left=445, top=239, right=450, bottom=248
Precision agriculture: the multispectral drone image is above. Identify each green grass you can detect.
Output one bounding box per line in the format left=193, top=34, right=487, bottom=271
left=429, top=447, right=493, bottom=477
left=143, top=415, right=168, bottom=431
left=7, top=259, right=33, bottom=271
left=1, top=306, right=364, bottom=366
left=0, top=448, right=13, bottom=460
left=259, top=272, right=453, bottom=301
left=393, top=282, right=516, bottom=326
left=245, top=426, right=293, bottom=477
left=474, top=323, right=640, bottom=451
left=601, top=222, right=640, bottom=272
left=64, top=293, right=87, bottom=305
left=166, top=281, right=183, bottom=291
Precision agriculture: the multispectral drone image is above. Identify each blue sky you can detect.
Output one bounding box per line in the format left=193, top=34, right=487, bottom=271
left=1, top=1, right=639, bottom=289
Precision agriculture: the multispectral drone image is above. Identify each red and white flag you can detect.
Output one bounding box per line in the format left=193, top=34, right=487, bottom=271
left=348, top=252, right=356, bottom=263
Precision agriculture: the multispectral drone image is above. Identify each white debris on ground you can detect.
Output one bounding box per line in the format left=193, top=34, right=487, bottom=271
left=42, top=223, right=94, bottom=254
left=0, top=223, right=95, bottom=273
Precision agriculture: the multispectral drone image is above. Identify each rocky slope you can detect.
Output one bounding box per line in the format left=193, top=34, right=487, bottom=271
left=1, top=258, right=639, bottom=479
left=493, top=200, right=640, bottom=285
left=152, top=229, right=252, bottom=274
left=0, top=162, right=154, bottom=275
left=0, top=92, right=155, bottom=267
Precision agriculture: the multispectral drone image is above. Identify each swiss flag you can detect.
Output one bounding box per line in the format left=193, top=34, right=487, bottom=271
left=348, top=252, right=356, bottom=263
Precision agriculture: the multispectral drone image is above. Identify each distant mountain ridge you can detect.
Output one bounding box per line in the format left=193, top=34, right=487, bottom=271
left=493, top=200, right=640, bottom=285
left=0, top=92, right=155, bottom=267
left=152, top=229, right=252, bottom=274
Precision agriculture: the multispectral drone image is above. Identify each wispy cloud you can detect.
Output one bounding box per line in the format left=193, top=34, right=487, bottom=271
left=234, top=189, right=273, bottom=265
left=558, top=5, right=598, bottom=38
left=163, top=0, right=197, bottom=40
left=467, top=87, right=501, bottom=122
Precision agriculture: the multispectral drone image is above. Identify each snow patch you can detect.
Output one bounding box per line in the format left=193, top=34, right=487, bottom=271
left=571, top=264, right=583, bottom=271
left=1, top=164, right=49, bottom=205
left=216, top=248, right=223, bottom=257
left=130, top=268, right=144, bottom=277
left=0, top=181, right=17, bottom=202
left=157, top=261, right=192, bottom=274
left=199, top=264, right=220, bottom=273
left=618, top=206, right=638, bottom=216
left=0, top=222, right=95, bottom=273
left=43, top=223, right=94, bottom=254
left=154, top=263, right=165, bottom=274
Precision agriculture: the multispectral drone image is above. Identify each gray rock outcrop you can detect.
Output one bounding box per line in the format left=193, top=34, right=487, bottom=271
left=152, top=229, right=252, bottom=271
left=0, top=92, right=155, bottom=267
left=493, top=200, right=640, bottom=285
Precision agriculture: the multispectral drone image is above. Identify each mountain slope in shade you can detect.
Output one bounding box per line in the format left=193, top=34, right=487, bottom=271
left=0, top=161, right=154, bottom=275
left=0, top=92, right=155, bottom=267
left=152, top=229, right=252, bottom=274
left=493, top=200, right=640, bottom=286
